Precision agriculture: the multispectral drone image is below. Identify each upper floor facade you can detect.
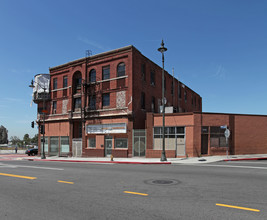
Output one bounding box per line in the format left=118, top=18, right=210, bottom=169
left=33, top=45, right=202, bottom=126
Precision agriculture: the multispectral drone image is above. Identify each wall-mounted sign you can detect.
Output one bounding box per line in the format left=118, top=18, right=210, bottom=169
left=86, top=123, right=127, bottom=134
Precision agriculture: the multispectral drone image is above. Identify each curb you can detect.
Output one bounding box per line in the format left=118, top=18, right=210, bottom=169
left=25, top=158, right=172, bottom=165
left=224, top=157, right=267, bottom=162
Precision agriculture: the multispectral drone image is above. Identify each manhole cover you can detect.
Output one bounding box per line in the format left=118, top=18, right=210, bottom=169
left=144, top=179, right=180, bottom=186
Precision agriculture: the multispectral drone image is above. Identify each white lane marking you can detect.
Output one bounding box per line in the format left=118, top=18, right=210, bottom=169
left=0, top=163, right=64, bottom=170
left=17, top=165, right=64, bottom=170
left=226, top=161, right=267, bottom=165
left=196, top=164, right=267, bottom=170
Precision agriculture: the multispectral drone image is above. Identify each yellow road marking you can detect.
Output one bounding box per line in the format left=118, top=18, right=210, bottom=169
left=216, top=203, right=260, bottom=212
left=124, top=191, right=148, bottom=196
left=0, top=172, right=36, bottom=180
left=57, top=180, right=74, bottom=184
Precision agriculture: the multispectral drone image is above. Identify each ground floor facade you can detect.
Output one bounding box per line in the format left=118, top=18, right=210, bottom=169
left=38, top=112, right=267, bottom=158
left=146, top=112, right=267, bottom=158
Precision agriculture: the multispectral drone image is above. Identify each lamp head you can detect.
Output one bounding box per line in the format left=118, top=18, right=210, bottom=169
left=158, top=39, right=167, bottom=53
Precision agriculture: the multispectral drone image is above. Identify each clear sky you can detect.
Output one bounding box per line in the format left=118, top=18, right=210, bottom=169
left=0, top=0, right=266, bottom=139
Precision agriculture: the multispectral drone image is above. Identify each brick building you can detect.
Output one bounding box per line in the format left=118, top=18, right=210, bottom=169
left=146, top=112, right=267, bottom=158
left=32, top=45, right=202, bottom=158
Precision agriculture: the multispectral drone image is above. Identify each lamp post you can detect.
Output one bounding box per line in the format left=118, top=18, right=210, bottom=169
left=29, top=79, right=46, bottom=159
left=158, top=40, right=167, bottom=162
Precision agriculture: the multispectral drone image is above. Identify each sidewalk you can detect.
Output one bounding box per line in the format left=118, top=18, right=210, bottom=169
left=21, top=154, right=267, bottom=164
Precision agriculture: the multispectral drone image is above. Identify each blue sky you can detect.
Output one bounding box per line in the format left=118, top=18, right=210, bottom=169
left=0, top=0, right=266, bottom=139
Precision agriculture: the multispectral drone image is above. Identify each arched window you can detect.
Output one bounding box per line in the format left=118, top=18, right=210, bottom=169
left=117, top=62, right=125, bottom=77
left=89, top=69, right=96, bottom=83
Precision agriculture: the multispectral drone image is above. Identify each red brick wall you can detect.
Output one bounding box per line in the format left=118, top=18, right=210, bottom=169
left=83, top=148, right=105, bottom=157
left=146, top=150, right=176, bottom=158
left=111, top=149, right=128, bottom=157
left=234, top=115, right=267, bottom=155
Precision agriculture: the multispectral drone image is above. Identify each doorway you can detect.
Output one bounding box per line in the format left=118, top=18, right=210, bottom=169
left=105, top=136, right=112, bottom=156
left=201, top=134, right=208, bottom=155
left=133, top=129, right=146, bottom=157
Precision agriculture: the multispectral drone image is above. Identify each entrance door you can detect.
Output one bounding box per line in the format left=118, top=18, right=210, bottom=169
left=176, top=135, right=185, bottom=156
left=133, top=130, right=146, bottom=157
left=105, top=136, right=112, bottom=156
left=201, top=134, right=208, bottom=155
left=72, top=138, right=82, bottom=157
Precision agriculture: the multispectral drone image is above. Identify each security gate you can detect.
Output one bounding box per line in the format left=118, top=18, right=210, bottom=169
left=105, top=136, right=112, bottom=156
left=133, top=129, right=146, bottom=157
left=72, top=138, right=82, bottom=157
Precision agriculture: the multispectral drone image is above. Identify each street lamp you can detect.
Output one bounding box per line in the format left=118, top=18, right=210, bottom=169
left=29, top=79, right=47, bottom=159
left=158, top=39, right=167, bottom=162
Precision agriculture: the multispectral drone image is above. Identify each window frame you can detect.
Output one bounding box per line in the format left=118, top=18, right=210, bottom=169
left=141, top=63, right=146, bottom=81
left=63, top=76, right=68, bottom=88
left=53, top=78, right=58, bottom=90
left=141, top=92, right=145, bottom=110
left=102, top=66, right=110, bottom=80
left=115, top=138, right=128, bottom=149
left=150, top=70, right=155, bottom=86
left=89, top=69, right=96, bottom=83
left=52, top=101, right=57, bottom=114
left=74, top=97, right=81, bottom=110
left=88, top=137, right=96, bottom=148
left=117, top=62, right=125, bottom=77
left=102, top=93, right=110, bottom=107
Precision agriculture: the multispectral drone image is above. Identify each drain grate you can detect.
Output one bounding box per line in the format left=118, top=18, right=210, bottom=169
left=144, top=179, right=180, bottom=186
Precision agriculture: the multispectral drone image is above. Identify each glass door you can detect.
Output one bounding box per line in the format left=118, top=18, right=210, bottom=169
left=105, top=136, right=112, bottom=156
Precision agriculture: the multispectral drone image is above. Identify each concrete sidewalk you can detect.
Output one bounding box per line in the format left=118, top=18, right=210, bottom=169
left=20, top=153, right=267, bottom=164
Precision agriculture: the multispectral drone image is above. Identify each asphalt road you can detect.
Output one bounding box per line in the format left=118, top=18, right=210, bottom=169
left=0, top=159, right=266, bottom=220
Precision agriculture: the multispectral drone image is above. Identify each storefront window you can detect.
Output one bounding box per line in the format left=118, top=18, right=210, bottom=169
left=88, top=138, right=96, bottom=148
left=210, top=126, right=226, bottom=147
left=115, top=138, right=128, bottom=148
left=60, top=136, right=69, bottom=153
left=153, top=127, right=185, bottom=151
left=50, top=137, right=59, bottom=156
left=44, top=137, right=48, bottom=153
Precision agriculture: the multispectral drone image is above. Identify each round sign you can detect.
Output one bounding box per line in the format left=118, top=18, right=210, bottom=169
left=224, top=129, right=230, bottom=138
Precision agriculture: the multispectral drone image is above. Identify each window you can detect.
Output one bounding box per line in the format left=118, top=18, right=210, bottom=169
left=115, top=138, right=128, bottom=148
left=150, top=70, right=155, bottom=85
left=89, top=69, right=96, bottom=83
left=74, top=98, right=81, bottom=110
left=76, top=77, right=81, bottom=89
left=178, top=84, right=182, bottom=99
left=89, top=95, right=96, bottom=110
left=171, top=81, right=174, bottom=95
left=153, top=126, right=185, bottom=151
left=53, top=78, right=57, bottom=90
left=192, top=95, right=194, bottom=106
left=141, top=63, right=146, bottom=81
left=88, top=138, right=96, bottom=148
left=184, top=91, right=187, bottom=103
left=102, top=93, right=110, bottom=107
left=60, top=136, right=69, bottom=153
left=63, top=76, right=68, bottom=88
left=117, top=62, right=125, bottom=77
left=210, top=126, right=227, bottom=147
left=141, top=92, right=145, bottom=109
left=52, top=101, right=57, bottom=114
left=152, top=96, right=155, bottom=112
left=102, top=66, right=110, bottom=80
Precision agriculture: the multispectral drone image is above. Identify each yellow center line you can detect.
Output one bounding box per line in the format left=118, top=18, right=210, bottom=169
left=124, top=191, right=148, bottom=196
left=0, top=172, right=37, bottom=180
left=216, top=203, right=260, bottom=212
left=57, top=180, right=74, bottom=184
